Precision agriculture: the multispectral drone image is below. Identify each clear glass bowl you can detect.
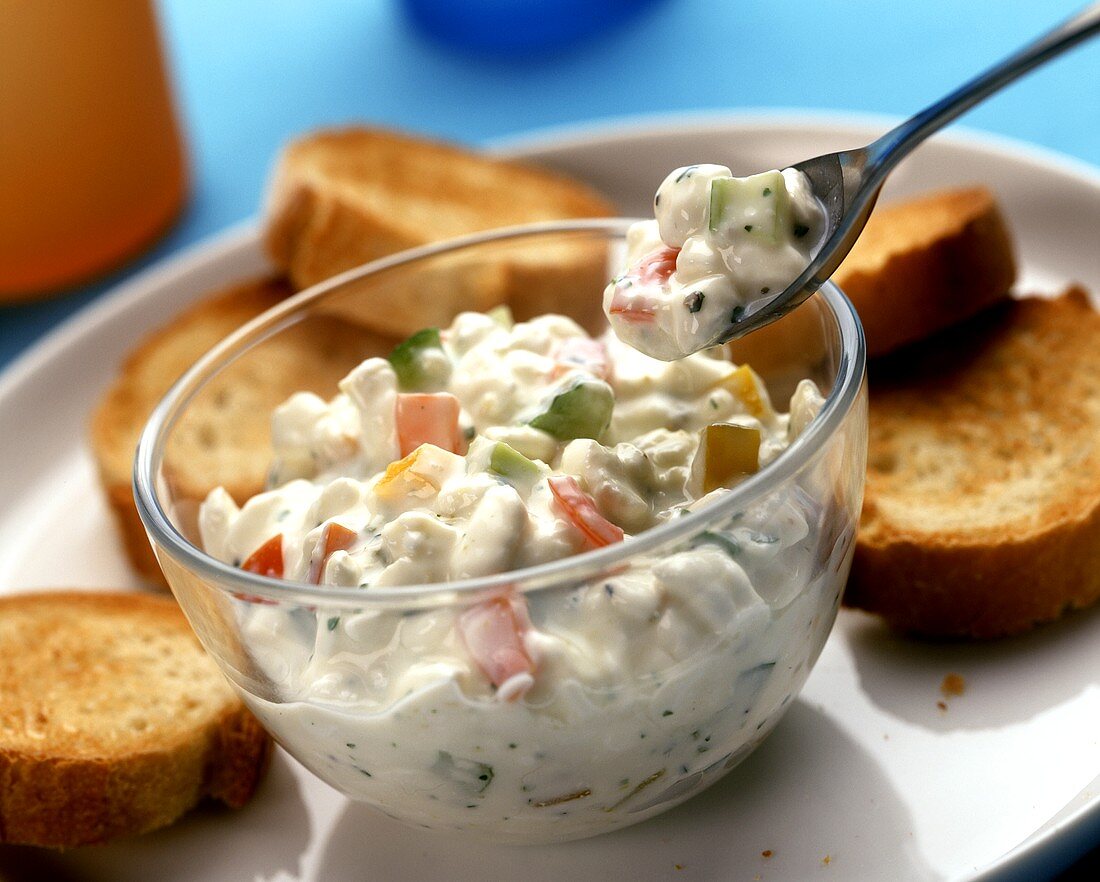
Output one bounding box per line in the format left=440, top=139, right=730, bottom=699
left=135, top=220, right=867, bottom=844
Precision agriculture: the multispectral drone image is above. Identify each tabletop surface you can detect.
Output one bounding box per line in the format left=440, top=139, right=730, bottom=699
left=1, top=1, right=1098, bottom=878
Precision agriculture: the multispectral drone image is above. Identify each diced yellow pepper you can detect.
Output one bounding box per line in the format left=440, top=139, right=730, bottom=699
left=701, top=423, right=761, bottom=493
left=374, top=447, right=441, bottom=501
left=713, top=364, right=769, bottom=419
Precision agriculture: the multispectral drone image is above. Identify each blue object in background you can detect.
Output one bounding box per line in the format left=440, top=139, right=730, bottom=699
left=403, top=0, right=661, bottom=53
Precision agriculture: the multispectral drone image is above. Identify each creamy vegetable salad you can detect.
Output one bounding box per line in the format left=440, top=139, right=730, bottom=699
left=605, top=164, right=824, bottom=360
left=197, top=168, right=843, bottom=841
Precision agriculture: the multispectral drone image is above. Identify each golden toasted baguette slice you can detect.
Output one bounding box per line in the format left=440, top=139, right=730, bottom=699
left=846, top=287, right=1100, bottom=638
left=834, top=186, right=1017, bottom=358
left=90, top=276, right=393, bottom=584
left=264, top=127, right=616, bottom=336
left=0, top=591, right=271, bottom=848
left=728, top=186, right=1017, bottom=374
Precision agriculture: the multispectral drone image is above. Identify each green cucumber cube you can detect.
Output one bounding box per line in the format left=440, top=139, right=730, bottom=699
left=486, top=304, right=515, bottom=328
left=388, top=327, right=448, bottom=391
left=708, top=170, right=790, bottom=244
left=529, top=380, right=613, bottom=441
left=489, top=442, right=541, bottom=483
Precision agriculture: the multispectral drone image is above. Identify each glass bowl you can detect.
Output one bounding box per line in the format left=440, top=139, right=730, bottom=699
left=134, top=220, right=867, bottom=844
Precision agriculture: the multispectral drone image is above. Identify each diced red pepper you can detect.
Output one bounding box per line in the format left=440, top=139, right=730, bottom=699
left=458, top=595, right=536, bottom=700
left=547, top=475, right=624, bottom=549
left=608, top=291, right=658, bottom=324
left=395, top=392, right=466, bottom=457
left=241, top=533, right=284, bottom=578
left=308, top=522, right=358, bottom=584
left=632, top=245, right=680, bottom=285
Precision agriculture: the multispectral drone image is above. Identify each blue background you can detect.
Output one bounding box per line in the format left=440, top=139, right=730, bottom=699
left=1, top=2, right=1097, bottom=876
left=3, top=0, right=1099, bottom=371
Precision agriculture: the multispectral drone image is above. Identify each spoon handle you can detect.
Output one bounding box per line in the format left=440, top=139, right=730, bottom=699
left=865, top=3, right=1100, bottom=185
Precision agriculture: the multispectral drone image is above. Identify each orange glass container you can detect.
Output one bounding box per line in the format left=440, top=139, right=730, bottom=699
left=0, top=0, right=187, bottom=301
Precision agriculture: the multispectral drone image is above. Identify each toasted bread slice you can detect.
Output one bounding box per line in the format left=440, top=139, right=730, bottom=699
left=834, top=186, right=1017, bottom=359
left=264, top=127, right=616, bottom=336
left=728, top=186, right=1017, bottom=375
left=0, top=591, right=271, bottom=848
left=90, top=276, right=393, bottom=584
left=846, top=287, right=1100, bottom=638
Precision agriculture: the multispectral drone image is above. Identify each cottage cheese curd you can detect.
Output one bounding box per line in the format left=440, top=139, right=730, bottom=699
left=605, top=164, right=825, bottom=360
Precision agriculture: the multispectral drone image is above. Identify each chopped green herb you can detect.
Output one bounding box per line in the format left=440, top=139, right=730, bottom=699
left=605, top=769, right=665, bottom=812
left=730, top=305, right=746, bottom=322
left=675, top=165, right=699, bottom=183
left=684, top=291, right=705, bottom=313
left=762, top=187, right=772, bottom=197
left=532, top=788, right=591, bottom=808
left=327, top=616, right=340, bottom=631
left=744, top=224, right=753, bottom=233
left=662, top=710, right=674, bottom=717
left=793, top=223, right=810, bottom=238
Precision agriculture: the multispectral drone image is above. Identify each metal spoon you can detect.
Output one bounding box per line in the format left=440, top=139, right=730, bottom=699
left=717, top=2, right=1100, bottom=345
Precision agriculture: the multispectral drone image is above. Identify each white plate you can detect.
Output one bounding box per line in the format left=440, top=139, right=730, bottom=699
left=1, top=113, right=1098, bottom=882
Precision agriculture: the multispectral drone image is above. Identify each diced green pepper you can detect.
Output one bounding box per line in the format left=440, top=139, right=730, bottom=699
left=388, top=328, right=449, bottom=391
left=529, top=379, right=613, bottom=441
left=489, top=442, right=541, bottom=484
left=708, top=171, right=790, bottom=244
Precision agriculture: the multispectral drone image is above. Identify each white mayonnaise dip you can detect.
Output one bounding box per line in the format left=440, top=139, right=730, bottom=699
left=604, top=165, right=825, bottom=360
left=198, top=233, right=838, bottom=842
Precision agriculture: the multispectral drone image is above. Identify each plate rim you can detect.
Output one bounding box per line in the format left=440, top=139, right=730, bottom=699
left=7, top=109, right=1100, bottom=414
left=2, top=110, right=1098, bottom=880
left=489, top=107, right=1100, bottom=190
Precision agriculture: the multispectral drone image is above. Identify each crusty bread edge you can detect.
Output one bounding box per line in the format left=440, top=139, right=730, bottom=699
left=0, top=592, right=272, bottom=848
left=846, top=496, right=1100, bottom=638
left=263, top=126, right=617, bottom=290
left=837, top=187, right=1017, bottom=359
left=847, top=288, right=1100, bottom=638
